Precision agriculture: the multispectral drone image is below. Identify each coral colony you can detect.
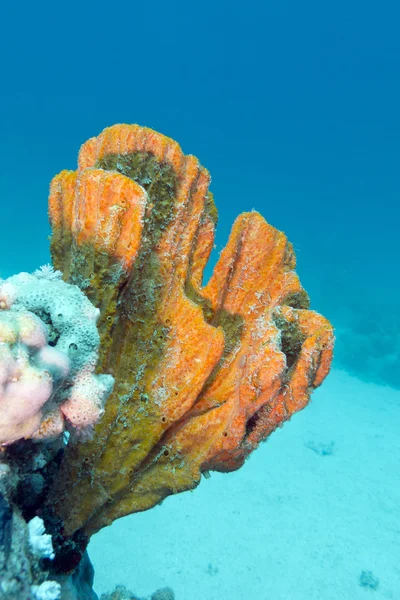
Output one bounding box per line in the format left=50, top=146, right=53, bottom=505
left=0, top=125, right=334, bottom=599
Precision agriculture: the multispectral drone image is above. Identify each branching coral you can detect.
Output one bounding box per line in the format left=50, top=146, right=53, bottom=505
left=43, top=124, right=334, bottom=568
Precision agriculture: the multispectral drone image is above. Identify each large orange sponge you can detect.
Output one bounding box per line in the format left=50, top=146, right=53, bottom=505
left=45, top=124, right=334, bottom=548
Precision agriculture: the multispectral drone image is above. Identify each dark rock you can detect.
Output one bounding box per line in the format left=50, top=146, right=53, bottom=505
left=0, top=493, right=12, bottom=559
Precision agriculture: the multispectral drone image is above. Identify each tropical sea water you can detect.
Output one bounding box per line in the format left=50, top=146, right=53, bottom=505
left=1, top=1, right=399, bottom=598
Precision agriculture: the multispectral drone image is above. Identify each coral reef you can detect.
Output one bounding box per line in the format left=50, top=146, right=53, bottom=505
left=0, top=450, right=99, bottom=599
left=43, top=124, right=334, bottom=563
left=0, top=269, right=114, bottom=445
left=0, top=462, right=60, bottom=600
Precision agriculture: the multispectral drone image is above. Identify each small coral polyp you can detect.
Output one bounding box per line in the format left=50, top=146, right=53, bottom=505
left=0, top=268, right=114, bottom=445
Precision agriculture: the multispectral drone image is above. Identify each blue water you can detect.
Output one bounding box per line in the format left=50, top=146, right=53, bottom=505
left=1, top=1, right=399, bottom=597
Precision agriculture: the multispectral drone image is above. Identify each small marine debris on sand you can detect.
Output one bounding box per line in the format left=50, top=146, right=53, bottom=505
left=304, top=440, right=335, bottom=456
left=100, top=585, right=175, bottom=600
left=359, top=569, right=379, bottom=590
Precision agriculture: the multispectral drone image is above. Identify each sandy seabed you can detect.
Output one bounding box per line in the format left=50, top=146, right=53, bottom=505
left=89, top=369, right=400, bottom=600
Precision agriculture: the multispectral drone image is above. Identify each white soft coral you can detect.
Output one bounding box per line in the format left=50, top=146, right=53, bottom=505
left=28, top=516, right=55, bottom=560
left=31, top=581, right=61, bottom=600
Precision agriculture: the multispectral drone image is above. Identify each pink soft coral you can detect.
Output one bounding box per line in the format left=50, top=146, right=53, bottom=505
left=0, top=270, right=114, bottom=445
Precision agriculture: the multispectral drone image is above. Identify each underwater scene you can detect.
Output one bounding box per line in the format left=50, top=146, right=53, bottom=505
left=0, top=1, right=399, bottom=599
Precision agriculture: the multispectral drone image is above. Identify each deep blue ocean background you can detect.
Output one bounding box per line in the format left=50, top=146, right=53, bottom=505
left=1, top=2, right=399, bottom=598
left=1, top=0, right=400, bottom=387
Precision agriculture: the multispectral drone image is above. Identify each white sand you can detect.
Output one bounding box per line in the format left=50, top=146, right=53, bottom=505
left=89, top=369, right=400, bottom=599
